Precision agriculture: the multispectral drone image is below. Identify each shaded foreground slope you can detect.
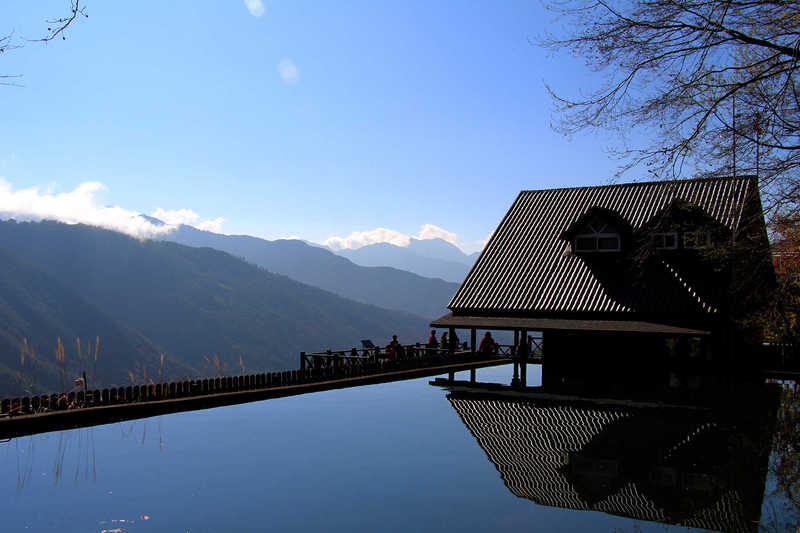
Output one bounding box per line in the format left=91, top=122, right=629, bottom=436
left=0, top=247, right=187, bottom=395
left=0, top=220, right=428, bottom=394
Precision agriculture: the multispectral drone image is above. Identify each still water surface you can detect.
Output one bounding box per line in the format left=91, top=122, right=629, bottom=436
left=0, top=366, right=794, bottom=532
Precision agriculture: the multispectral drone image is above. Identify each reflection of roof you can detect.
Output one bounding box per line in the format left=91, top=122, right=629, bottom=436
left=449, top=176, right=758, bottom=315
left=448, top=394, right=756, bottom=532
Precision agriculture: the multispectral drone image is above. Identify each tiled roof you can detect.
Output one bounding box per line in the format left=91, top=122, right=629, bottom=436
left=449, top=176, right=758, bottom=316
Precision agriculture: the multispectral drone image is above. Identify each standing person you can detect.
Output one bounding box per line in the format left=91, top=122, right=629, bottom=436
left=452, top=331, right=460, bottom=350
left=479, top=332, right=496, bottom=354
left=427, top=330, right=439, bottom=349
left=388, top=334, right=402, bottom=359
left=439, top=331, right=449, bottom=351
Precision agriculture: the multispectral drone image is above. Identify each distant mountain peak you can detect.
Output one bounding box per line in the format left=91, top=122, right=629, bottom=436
left=334, top=238, right=477, bottom=283
left=139, top=214, right=168, bottom=227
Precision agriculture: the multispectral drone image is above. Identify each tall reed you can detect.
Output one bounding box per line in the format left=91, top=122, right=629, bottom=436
left=16, top=338, right=38, bottom=396
left=55, top=337, right=66, bottom=393
left=93, top=336, right=99, bottom=388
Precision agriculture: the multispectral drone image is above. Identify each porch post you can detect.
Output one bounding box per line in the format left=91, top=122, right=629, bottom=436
left=449, top=327, right=456, bottom=355
left=511, top=329, right=520, bottom=387
left=520, top=329, right=528, bottom=387
left=470, top=328, right=476, bottom=355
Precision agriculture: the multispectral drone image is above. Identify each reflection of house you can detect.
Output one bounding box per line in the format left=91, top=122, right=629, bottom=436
left=447, top=392, right=766, bottom=532
left=433, top=176, right=772, bottom=389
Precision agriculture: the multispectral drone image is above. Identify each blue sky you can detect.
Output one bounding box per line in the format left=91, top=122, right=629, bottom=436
left=0, top=1, right=623, bottom=253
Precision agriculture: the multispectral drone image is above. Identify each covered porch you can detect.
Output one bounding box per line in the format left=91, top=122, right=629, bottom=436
left=431, top=313, right=710, bottom=389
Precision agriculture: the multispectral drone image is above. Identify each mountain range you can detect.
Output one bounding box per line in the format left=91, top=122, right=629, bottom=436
left=0, top=220, right=432, bottom=395
left=334, top=238, right=479, bottom=282
left=154, top=223, right=460, bottom=319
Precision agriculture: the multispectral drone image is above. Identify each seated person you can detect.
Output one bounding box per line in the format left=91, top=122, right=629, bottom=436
left=478, top=332, right=497, bottom=354
left=427, top=330, right=439, bottom=349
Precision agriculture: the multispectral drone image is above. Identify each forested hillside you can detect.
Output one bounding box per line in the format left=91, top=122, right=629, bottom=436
left=0, top=221, right=429, bottom=395
left=159, top=224, right=459, bottom=319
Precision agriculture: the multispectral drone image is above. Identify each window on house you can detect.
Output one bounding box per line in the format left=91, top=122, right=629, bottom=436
left=653, top=232, right=678, bottom=250
left=573, top=223, right=621, bottom=252
left=683, top=231, right=712, bottom=249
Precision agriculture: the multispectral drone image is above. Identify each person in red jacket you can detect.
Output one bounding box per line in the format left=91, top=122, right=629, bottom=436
left=478, top=332, right=496, bottom=354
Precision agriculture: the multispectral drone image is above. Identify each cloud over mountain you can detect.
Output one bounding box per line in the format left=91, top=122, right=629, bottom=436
left=324, top=223, right=463, bottom=251
left=151, top=208, right=225, bottom=233
left=0, top=179, right=223, bottom=238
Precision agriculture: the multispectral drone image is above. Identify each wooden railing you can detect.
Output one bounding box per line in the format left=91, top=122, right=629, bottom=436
left=300, top=340, right=543, bottom=371
left=494, top=340, right=544, bottom=361
left=299, top=343, right=479, bottom=371
left=0, top=346, right=506, bottom=419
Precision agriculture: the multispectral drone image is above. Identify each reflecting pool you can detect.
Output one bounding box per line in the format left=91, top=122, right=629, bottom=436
left=1, top=365, right=796, bottom=532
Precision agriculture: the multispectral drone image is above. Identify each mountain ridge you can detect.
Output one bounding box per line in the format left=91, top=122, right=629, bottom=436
left=335, top=237, right=479, bottom=282
left=156, top=224, right=459, bottom=319
left=0, top=220, right=431, bottom=395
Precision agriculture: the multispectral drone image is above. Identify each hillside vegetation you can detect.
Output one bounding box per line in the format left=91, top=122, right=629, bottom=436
left=160, top=224, right=459, bottom=319
left=0, top=220, right=429, bottom=396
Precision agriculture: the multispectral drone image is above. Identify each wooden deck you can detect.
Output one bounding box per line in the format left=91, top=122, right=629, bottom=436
left=0, top=357, right=510, bottom=440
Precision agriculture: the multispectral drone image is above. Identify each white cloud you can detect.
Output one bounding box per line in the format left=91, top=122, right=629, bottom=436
left=323, top=224, right=478, bottom=252
left=150, top=208, right=201, bottom=226
left=278, top=58, right=299, bottom=83
left=417, top=223, right=458, bottom=246
left=461, top=231, right=494, bottom=255
left=324, top=227, right=411, bottom=250
left=244, top=0, right=265, bottom=17
left=0, top=179, right=224, bottom=239
left=196, top=217, right=225, bottom=233
left=150, top=208, right=225, bottom=233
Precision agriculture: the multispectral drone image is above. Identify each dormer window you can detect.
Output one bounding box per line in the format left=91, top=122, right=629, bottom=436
left=562, top=207, right=630, bottom=255
left=653, top=232, right=678, bottom=250
left=573, top=223, right=621, bottom=253
left=683, top=231, right=712, bottom=249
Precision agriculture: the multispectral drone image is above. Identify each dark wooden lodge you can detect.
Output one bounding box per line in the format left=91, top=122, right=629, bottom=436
left=433, top=176, right=773, bottom=394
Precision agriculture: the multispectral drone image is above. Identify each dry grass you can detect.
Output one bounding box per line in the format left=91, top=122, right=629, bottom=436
left=127, top=354, right=165, bottom=386
left=15, top=338, right=38, bottom=396
left=203, top=354, right=227, bottom=377
left=12, top=335, right=101, bottom=399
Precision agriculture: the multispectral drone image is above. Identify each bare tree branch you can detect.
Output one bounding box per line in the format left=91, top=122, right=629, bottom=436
left=24, top=1, right=88, bottom=44
left=543, top=0, right=800, bottom=221
left=1, top=2, right=88, bottom=86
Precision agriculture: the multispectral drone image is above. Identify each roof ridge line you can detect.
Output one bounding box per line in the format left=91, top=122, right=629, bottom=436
left=521, top=175, right=755, bottom=194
